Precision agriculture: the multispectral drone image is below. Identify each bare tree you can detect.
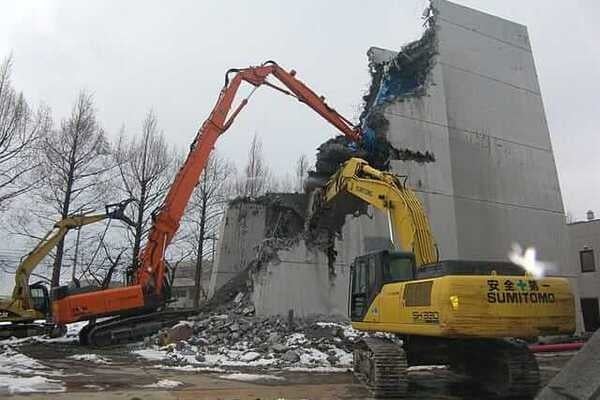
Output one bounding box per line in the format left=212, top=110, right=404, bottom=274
left=234, top=133, right=270, bottom=198
left=183, top=152, right=234, bottom=308
left=42, top=91, right=111, bottom=287
left=295, top=154, right=310, bottom=193
left=114, top=110, right=176, bottom=279
left=0, top=55, right=51, bottom=209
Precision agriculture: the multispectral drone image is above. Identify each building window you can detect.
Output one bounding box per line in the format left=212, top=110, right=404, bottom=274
left=581, top=298, right=600, bottom=332
left=580, top=249, right=595, bottom=272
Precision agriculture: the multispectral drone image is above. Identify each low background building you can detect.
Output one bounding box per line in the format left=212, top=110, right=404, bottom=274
left=171, top=260, right=213, bottom=309
left=568, top=211, right=600, bottom=332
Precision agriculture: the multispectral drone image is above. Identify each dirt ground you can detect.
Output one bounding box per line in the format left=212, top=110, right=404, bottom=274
left=3, top=340, right=575, bottom=400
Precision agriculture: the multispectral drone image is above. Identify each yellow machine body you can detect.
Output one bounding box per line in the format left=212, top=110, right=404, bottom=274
left=354, top=274, right=575, bottom=338
left=321, top=158, right=575, bottom=339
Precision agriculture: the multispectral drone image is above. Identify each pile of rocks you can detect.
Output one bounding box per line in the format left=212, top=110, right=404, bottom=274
left=138, top=307, right=365, bottom=371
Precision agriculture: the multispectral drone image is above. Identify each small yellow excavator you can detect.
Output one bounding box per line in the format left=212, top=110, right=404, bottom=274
left=310, top=158, right=575, bottom=398
left=0, top=200, right=134, bottom=339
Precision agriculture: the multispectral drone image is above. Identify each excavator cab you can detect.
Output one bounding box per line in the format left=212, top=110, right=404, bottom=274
left=29, top=282, right=50, bottom=315
left=349, top=250, right=415, bottom=321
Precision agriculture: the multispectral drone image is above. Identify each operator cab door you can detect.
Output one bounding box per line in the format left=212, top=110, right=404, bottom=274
left=349, top=250, right=416, bottom=322
left=29, top=283, right=49, bottom=315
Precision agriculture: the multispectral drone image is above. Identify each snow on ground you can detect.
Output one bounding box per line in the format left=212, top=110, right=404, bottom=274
left=152, top=364, right=225, bottom=373
left=67, top=354, right=111, bottom=364
left=0, top=346, right=61, bottom=376
left=218, top=373, right=285, bottom=382
left=407, top=365, right=448, bottom=372
left=0, top=346, right=66, bottom=394
left=0, top=375, right=65, bottom=395
left=82, top=384, right=104, bottom=390
left=132, top=348, right=167, bottom=362
left=66, top=321, right=87, bottom=336
left=143, top=379, right=183, bottom=389
left=285, top=366, right=349, bottom=373
left=0, top=336, right=36, bottom=346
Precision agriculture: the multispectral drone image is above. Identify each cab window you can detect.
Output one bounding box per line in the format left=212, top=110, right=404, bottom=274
left=383, top=256, right=414, bottom=282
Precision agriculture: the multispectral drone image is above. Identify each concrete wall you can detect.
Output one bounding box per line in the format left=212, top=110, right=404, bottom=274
left=207, top=202, right=266, bottom=298
left=346, top=0, right=567, bottom=268
left=251, top=241, right=349, bottom=318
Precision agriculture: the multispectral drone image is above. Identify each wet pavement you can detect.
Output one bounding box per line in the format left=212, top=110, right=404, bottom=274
left=2, top=340, right=575, bottom=399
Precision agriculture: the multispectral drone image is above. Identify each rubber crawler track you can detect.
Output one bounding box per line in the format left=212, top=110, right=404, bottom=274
left=457, top=339, right=540, bottom=399
left=353, top=337, right=408, bottom=398
left=80, top=309, right=197, bottom=347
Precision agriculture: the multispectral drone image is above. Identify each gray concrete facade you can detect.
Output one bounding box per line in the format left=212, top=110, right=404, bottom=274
left=207, top=201, right=267, bottom=298
left=251, top=241, right=349, bottom=318
left=345, top=0, right=567, bottom=267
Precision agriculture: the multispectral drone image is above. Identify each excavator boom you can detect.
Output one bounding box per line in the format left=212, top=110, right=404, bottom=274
left=138, top=61, right=362, bottom=293
left=322, top=157, right=437, bottom=266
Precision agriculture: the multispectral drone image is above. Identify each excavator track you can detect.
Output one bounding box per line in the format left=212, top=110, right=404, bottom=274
left=353, top=337, right=408, bottom=398
left=451, top=339, right=540, bottom=399
left=80, top=309, right=196, bottom=347
left=0, top=323, right=65, bottom=340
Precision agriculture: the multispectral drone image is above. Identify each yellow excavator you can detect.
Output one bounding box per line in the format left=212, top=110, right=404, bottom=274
left=310, top=158, right=575, bottom=398
left=0, top=200, right=134, bottom=339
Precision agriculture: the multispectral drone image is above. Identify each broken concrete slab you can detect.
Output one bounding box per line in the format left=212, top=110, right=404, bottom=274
left=536, top=330, right=600, bottom=399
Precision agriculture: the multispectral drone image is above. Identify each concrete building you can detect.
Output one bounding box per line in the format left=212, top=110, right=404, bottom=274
left=209, top=0, right=574, bottom=322
left=568, top=212, right=600, bottom=332
left=352, top=0, right=567, bottom=266
left=171, top=260, right=212, bottom=308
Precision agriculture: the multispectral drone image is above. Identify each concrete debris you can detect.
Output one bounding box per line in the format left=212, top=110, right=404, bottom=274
left=137, top=308, right=369, bottom=371
left=160, top=321, right=194, bottom=346
left=281, top=350, right=300, bottom=363
left=536, top=329, right=600, bottom=399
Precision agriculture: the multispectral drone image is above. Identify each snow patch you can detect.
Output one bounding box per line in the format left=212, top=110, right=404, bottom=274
left=0, top=375, right=65, bottom=394
left=0, top=346, right=59, bottom=375
left=143, top=379, right=183, bottom=389
left=133, top=348, right=167, bottom=362
left=152, top=364, right=225, bottom=373
left=68, top=354, right=111, bottom=364
left=218, top=373, right=285, bottom=382
left=407, top=365, right=447, bottom=372
left=285, top=366, right=349, bottom=373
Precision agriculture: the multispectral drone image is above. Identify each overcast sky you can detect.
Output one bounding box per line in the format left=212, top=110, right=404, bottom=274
left=0, top=0, right=598, bottom=220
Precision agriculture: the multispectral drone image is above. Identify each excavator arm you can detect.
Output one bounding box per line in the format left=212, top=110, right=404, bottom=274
left=137, top=61, right=362, bottom=292
left=4, top=199, right=133, bottom=320
left=321, top=157, right=437, bottom=266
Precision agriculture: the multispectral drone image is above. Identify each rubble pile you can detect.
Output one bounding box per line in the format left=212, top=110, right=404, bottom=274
left=136, top=306, right=371, bottom=371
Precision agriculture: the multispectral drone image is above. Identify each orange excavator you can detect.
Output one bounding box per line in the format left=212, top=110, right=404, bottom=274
left=51, top=61, right=365, bottom=345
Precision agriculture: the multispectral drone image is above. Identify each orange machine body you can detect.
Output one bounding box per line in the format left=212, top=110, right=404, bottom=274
left=51, top=61, right=363, bottom=326
left=52, top=285, right=146, bottom=324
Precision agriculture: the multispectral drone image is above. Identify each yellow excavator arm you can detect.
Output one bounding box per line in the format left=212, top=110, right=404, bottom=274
left=6, top=200, right=134, bottom=319
left=323, top=157, right=437, bottom=266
